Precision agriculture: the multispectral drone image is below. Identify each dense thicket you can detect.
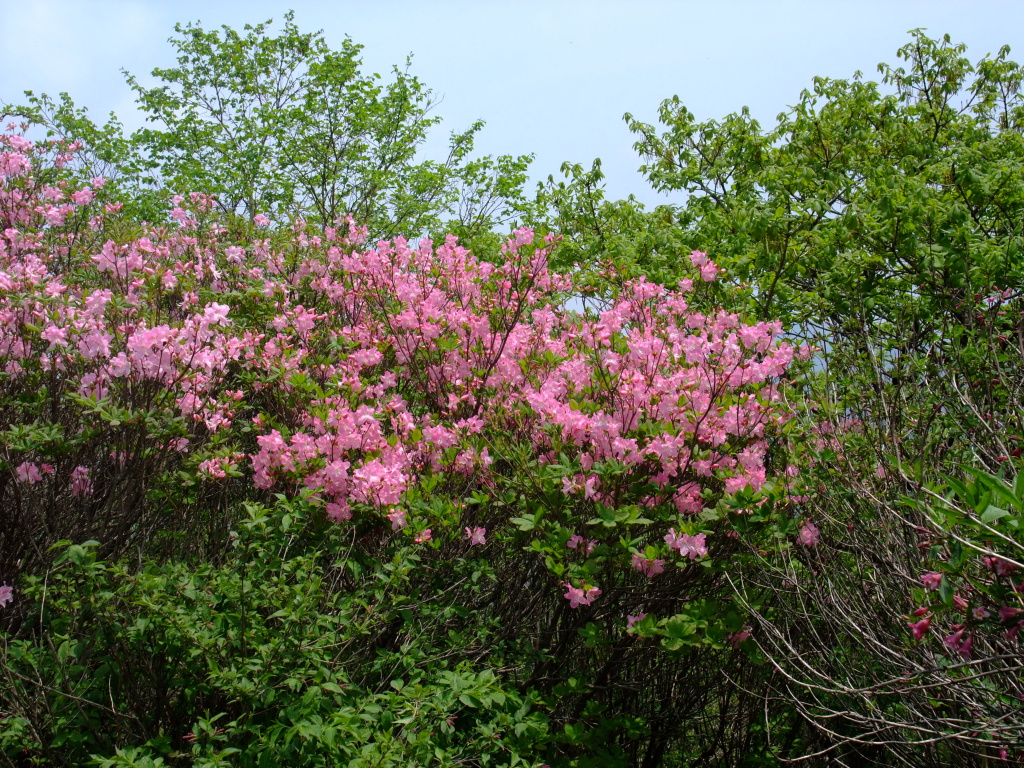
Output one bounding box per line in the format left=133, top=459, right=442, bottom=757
left=538, top=30, right=1024, bottom=764
left=1, top=22, right=1022, bottom=768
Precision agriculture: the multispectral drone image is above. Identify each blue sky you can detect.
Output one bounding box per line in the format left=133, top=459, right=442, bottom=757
left=2, top=1, right=1021, bottom=207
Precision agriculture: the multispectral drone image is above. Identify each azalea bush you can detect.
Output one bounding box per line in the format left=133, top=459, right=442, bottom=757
left=5, top=24, right=1024, bottom=763
left=528, top=30, right=1024, bottom=764
left=0, top=129, right=815, bottom=765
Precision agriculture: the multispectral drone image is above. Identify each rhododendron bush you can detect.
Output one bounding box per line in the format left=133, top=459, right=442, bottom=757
left=523, top=32, right=1024, bottom=764
left=0, top=129, right=802, bottom=589
left=0, top=130, right=814, bottom=765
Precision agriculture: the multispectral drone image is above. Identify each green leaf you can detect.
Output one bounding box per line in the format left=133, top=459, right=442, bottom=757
left=980, top=505, right=1010, bottom=523
left=939, top=575, right=954, bottom=606
left=511, top=515, right=536, bottom=532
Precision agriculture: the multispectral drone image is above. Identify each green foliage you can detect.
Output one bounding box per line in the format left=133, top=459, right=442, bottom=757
left=606, top=31, right=1024, bottom=763
left=0, top=498, right=552, bottom=767
left=3, top=12, right=533, bottom=238
left=524, top=29, right=1024, bottom=764
left=530, top=160, right=692, bottom=291
left=629, top=31, right=1024, bottom=322
left=906, top=464, right=1024, bottom=618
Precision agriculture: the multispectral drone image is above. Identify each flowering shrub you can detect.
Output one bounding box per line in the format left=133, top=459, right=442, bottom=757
left=727, top=279, right=1024, bottom=764
left=0, top=130, right=811, bottom=764
left=1, top=127, right=802, bottom=608
left=904, top=468, right=1024, bottom=652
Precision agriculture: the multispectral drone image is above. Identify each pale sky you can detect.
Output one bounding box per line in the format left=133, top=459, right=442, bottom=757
left=2, top=1, right=1021, bottom=207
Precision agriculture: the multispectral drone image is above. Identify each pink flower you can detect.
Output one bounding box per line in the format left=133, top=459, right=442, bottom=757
left=665, top=529, right=707, bottom=559
left=907, top=615, right=931, bottom=640
left=567, top=533, right=596, bottom=555
left=198, top=458, right=231, bottom=479
left=414, top=529, right=432, bottom=543
left=797, top=521, right=820, bottom=547
left=1, top=151, right=31, bottom=178
left=631, top=554, right=665, bottom=578
left=387, top=509, right=407, bottom=530
left=253, top=214, right=270, bottom=227
left=728, top=628, right=752, bottom=647
left=202, top=303, right=231, bottom=326
left=40, top=325, right=68, bottom=349
left=15, top=461, right=42, bottom=484
left=957, top=634, right=973, bottom=657
left=71, top=188, right=95, bottom=206
left=325, top=501, right=351, bottom=522
left=70, top=466, right=92, bottom=497
left=998, top=606, right=1024, bottom=623
left=921, top=572, right=943, bottom=591
left=78, top=330, right=112, bottom=360
left=944, top=628, right=972, bottom=657
left=0, top=583, right=12, bottom=608
left=564, top=584, right=587, bottom=608
left=984, top=557, right=1018, bottom=577
left=627, top=613, right=647, bottom=629
left=465, top=526, right=486, bottom=546
left=563, top=583, right=601, bottom=609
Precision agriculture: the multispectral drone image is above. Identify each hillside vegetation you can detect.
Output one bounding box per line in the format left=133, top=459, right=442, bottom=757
left=1, top=20, right=1022, bottom=767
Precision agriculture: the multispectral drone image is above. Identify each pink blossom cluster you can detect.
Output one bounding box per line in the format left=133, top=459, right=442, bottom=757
left=465, top=527, right=487, bottom=546
left=69, top=465, right=92, bottom=497
left=631, top=554, right=665, bottom=578
left=15, top=461, right=51, bottom=484
left=943, top=626, right=974, bottom=657
left=797, top=521, right=821, bottom=547
left=665, top=529, right=708, bottom=559
left=563, top=583, right=602, bottom=609
left=567, top=534, right=597, bottom=556
left=1, top=132, right=806, bottom=629
left=921, top=572, right=943, bottom=591
left=198, top=454, right=243, bottom=480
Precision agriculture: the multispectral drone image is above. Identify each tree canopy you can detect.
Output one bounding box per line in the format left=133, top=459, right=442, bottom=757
left=5, top=12, right=534, bottom=242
